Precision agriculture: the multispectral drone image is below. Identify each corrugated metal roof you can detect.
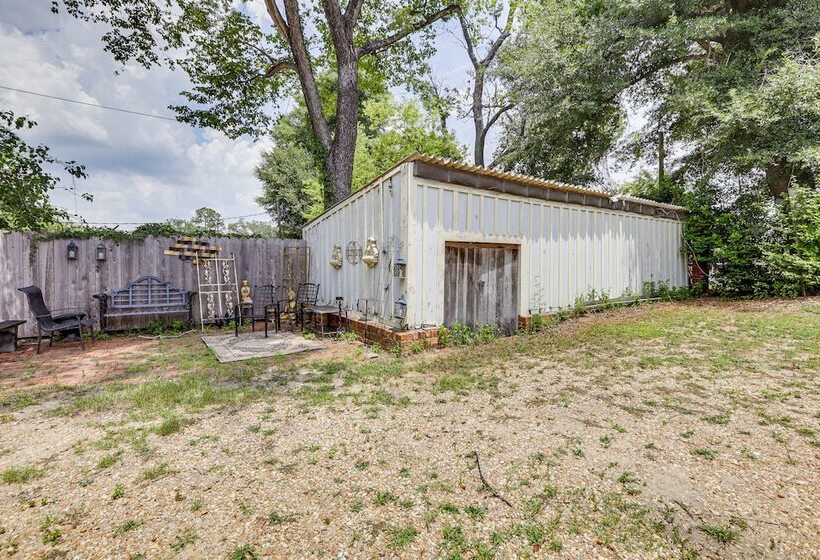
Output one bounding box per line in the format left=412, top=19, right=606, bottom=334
left=303, top=153, right=688, bottom=230
left=404, top=153, right=688, bottom=212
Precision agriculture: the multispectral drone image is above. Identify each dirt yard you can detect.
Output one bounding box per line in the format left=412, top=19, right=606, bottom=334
left=0, top=299, right=818, bottom=559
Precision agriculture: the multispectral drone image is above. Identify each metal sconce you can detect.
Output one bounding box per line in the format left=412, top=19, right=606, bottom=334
left=393, top=256, right=406, bottom=279
left=67, top=241, right=78, bottom=260
left=393, top=295, right=407, bottom=320
left=96, top=243, right=107, bottom=261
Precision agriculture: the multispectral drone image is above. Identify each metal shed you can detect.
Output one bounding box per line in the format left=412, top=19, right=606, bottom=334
left=302, top=154, right=688, bottom=333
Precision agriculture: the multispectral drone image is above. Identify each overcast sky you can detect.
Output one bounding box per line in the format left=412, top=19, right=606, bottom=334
left=1, top=2, right=633, bottom=229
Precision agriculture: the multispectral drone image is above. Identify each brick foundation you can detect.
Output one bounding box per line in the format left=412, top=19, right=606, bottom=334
left=326, top=314, right=438, bottom=352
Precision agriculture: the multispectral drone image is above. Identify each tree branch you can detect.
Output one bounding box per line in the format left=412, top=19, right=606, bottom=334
left=485, top=103, right=513, bottom=132
left=264, top=58, right=297, bottom=77
left=480, top=7, right=515, bottom=67
left=344, top=0, right=366, bottom=31
left=281, top=0, right=332, bottom=150
left=321, top=0, right=351, bottom=52
left=358, top=4, right=460, bottom=57
left=458, top=15, right=479, bottom=67
left=473, top=451, right=513, bottom=508
left=263, top=0, right=290, bottom=39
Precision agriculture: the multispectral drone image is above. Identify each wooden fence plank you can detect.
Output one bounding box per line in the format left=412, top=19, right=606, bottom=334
left=0, top=232, right=307, bottom=337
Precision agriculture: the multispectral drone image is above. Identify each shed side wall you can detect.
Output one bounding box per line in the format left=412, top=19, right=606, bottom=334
left=405, top=179, right=687, bottom=328
left=302, top=166, right=407, bottom=325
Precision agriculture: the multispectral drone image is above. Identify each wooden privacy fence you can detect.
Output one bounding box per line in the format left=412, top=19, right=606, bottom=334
left=0, top=232, right=308, bottom=337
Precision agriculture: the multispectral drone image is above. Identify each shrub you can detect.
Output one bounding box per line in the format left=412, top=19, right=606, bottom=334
left=437, top=323, right=498, bottom=347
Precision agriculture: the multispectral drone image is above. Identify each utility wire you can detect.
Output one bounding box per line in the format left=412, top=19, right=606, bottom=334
left=79, top=212, right=271, bottom=226
left=0, top=84, right=180, bottom=122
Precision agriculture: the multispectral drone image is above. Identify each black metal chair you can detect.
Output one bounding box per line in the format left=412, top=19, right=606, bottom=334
left=18, top=286, right=95, bottom=354
left=233, top=284, right=279, bottom=337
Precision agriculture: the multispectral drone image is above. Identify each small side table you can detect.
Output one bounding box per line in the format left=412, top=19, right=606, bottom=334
left=305, top=305, right=344, bottom=337
left=0, top=320, right=26, bottom=353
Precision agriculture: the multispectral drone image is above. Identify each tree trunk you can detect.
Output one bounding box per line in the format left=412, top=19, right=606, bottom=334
left=473, top=70, right=486, bottom=167
left=658, top=130, right=665, bottom=183
left=766, top=159, right=792, bottom=199
left=324, top=54, right=359, bottom=205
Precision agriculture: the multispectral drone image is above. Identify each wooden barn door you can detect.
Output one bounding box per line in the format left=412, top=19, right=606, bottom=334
left=443, top=243, right=519, bottom=334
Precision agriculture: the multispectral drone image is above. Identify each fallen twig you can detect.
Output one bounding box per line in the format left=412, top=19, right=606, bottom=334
left=473, top=451, right=513, bottom=508
left=672, top=499, right=698, bottom=520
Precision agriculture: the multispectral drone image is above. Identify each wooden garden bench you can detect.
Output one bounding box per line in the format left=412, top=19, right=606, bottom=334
left=93, top=276, right=195, bottom=332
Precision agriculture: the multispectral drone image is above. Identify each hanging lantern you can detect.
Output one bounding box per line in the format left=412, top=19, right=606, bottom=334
left=393, top=295, right=407, bottom=320
left=96, top=243, right=107, bottom=261
left=67, top=241, right=79, bottom=260
left=393, top=256, right=406, bottom=279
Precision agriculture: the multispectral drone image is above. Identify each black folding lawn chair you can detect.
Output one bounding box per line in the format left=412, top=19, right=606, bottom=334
left=18, top=286, right=95, bottom=354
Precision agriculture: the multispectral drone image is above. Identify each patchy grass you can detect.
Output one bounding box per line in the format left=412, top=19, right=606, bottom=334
left=699, top=524, right=740, bottom=544
left=386, top=525, right=419, bottom=550
left=1, top=465, right=44, bottom=484
left=0, top=299, right=817, bottom=559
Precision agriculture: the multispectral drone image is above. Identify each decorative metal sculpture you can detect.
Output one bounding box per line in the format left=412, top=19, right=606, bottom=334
left=362, top=236, right=379, bottom=268
left=383, top=234, right=404, bottom=270
left=164, top=236, right=221, bottom=264
left=330, top=244, right=343, bottom=269
left=346, top=241, right=362, bottom=265
left=195, top=252, right=240, bottom=331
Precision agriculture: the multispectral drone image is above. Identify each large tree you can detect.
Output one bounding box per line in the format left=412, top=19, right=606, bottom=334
left=0, top=111, right=88, bottom=231
left=456, top=0, right=519, bottom=166
left=56, top=0, right=460, bottom=204
left=495, top=0, right=820, bottom=195
left=256, top=88, right=462, bottom=236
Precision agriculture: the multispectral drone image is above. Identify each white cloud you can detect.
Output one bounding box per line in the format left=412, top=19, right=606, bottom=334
left=0, top=3, right=272, bottom=228
left=0, top=1, right=493, bottom=229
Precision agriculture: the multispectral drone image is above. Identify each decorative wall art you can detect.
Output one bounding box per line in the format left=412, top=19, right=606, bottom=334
left=330, top=245, right=343, bottom=269
left=362, top=237, right=379, bottom=268
left=346, top=241, right=362, bottom=265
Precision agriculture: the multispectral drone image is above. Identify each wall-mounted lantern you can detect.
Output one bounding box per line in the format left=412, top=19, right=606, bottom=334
left=67, top=241, right=79, bottom=260
left=393, top=256, right=406, bottom=279
left=393, top=295, right=407, bottom=320
left=96, top=243, right=107, bottom=261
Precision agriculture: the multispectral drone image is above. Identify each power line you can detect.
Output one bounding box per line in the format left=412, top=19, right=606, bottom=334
left=79, top=212, right=271, bottom=226
left=0, top=84, right=181, bottom=122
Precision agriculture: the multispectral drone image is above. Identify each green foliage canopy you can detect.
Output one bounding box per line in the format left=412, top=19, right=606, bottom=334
left=255, top=88, right=462, bottom=237
left=0, top=111, right=88, bottom=231
left=54, top=0, right=461, bottom=202
left=495, top=0, right=820, bottom=196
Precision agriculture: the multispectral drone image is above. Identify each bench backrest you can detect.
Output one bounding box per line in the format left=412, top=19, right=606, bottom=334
left=107, top=276, right=188, bottom=310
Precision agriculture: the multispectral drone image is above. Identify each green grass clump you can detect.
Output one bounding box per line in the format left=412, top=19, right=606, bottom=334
left=699, top=524, right=739, bottom=544
left=691, top=447, right=718, bottom=460
left=386, top=525, right=419, bottom=550
left=229, top=544, right=259, bottom=560
left=373, top=490, right=398, bottom=505
left=702, top=413, right=731, bottom=425
left=97, top=450, right=123, bottom=469
left=142, top=462, right=176, bottom=481
left=113, top=519, right=143, bottom=537
left=1, top=465, right=44, bottom=484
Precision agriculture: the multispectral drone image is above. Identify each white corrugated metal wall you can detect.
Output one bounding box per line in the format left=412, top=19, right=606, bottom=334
left=405, top=177, right=687, bottom=328
left=304, top=163, right=687, bottom=330
left=303, top=166, right=407, bottom=325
